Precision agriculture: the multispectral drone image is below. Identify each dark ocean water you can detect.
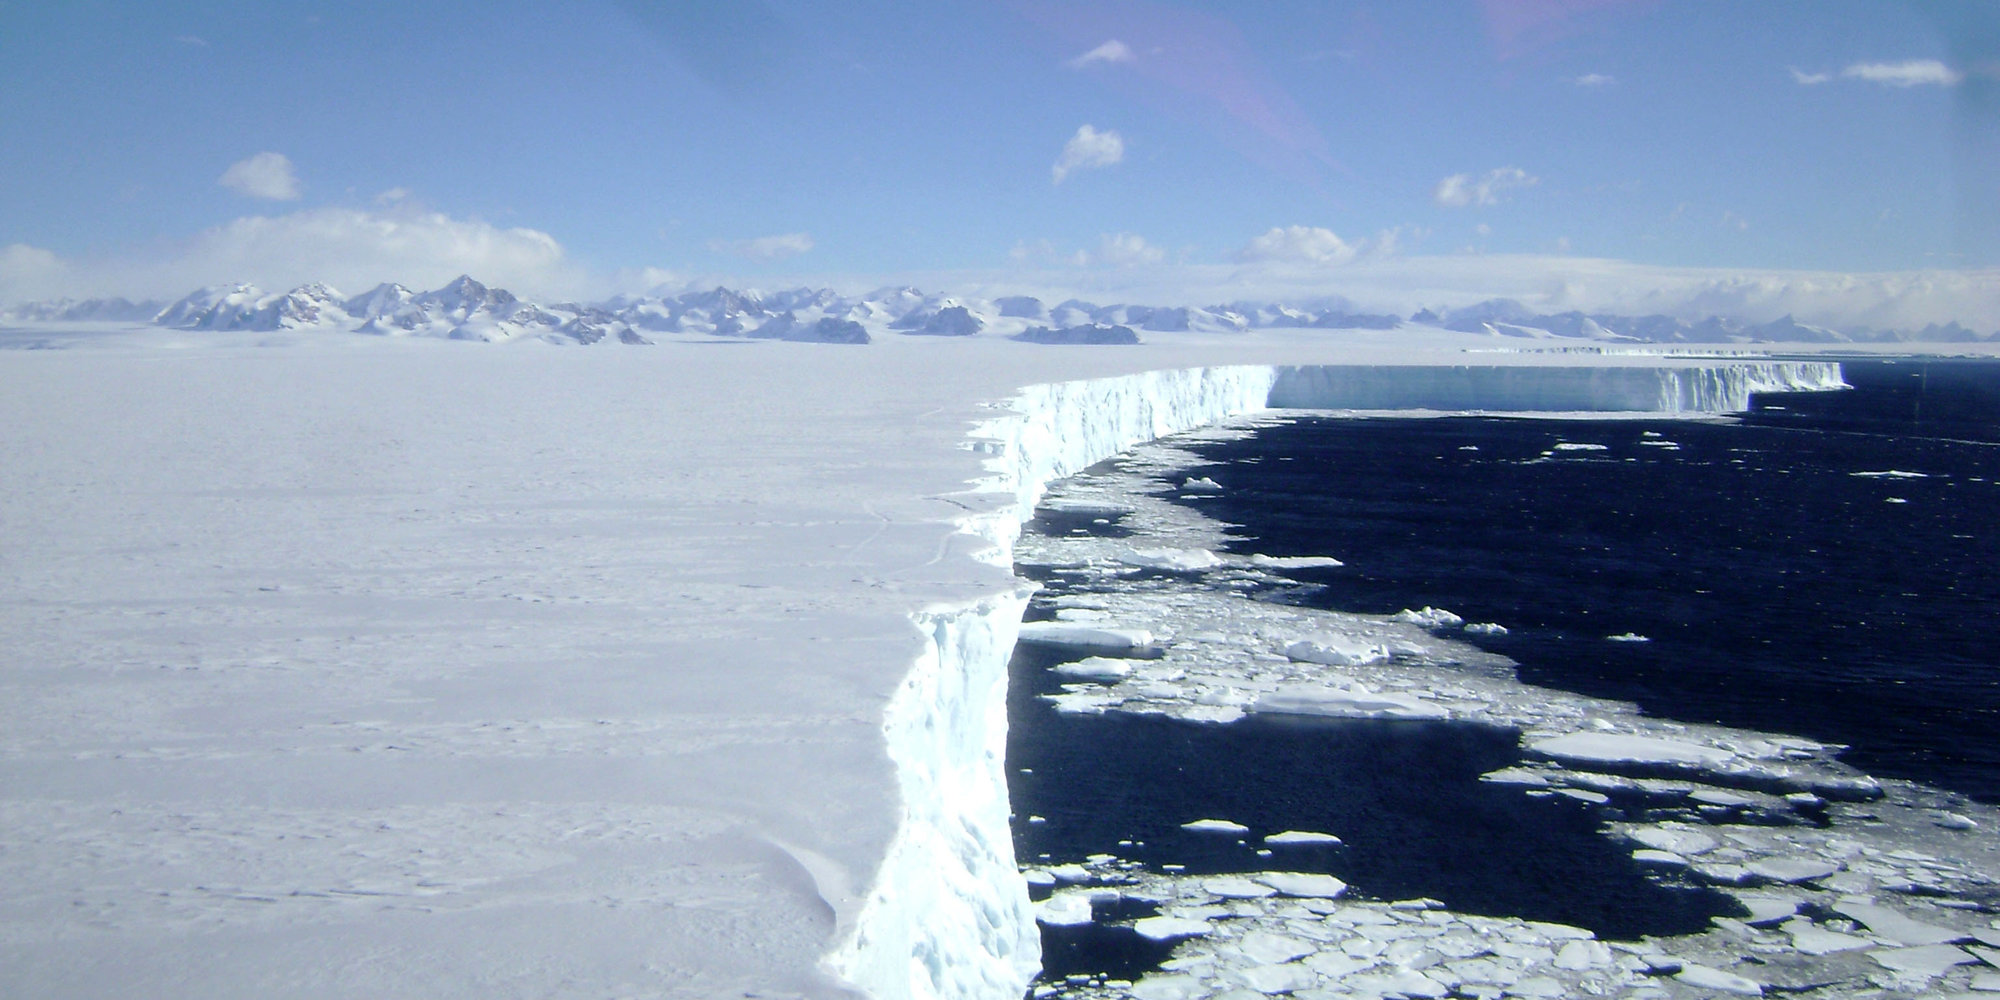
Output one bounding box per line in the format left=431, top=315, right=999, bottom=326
left=1176, top=358, right=2000, bottom=803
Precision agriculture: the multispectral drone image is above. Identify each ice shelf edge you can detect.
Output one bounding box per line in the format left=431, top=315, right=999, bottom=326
left=825, top=359, right=1844, bottom=1000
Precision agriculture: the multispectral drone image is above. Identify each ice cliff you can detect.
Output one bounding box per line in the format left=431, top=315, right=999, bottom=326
left=826, top=359, right=1844, bottom=1000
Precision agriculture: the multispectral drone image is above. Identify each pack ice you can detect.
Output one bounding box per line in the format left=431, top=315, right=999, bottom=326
left=0, top=326, right=1848, bottom=999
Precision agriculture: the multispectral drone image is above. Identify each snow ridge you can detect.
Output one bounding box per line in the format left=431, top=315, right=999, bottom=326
left=832, top=359, right=1844, bottom=1000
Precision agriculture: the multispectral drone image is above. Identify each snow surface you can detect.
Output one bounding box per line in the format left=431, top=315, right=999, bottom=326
left=0, top=327, right=1852, bottom=999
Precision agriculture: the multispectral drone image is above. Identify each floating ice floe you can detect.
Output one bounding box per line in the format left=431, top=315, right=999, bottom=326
left=1606, top=632, right=1651, bottom=642
left=1017, top=621, right=1154, bottom=651
left=1550, top=442, right=1610, bottom=452
left=1119, top=547, right=1225, bottom=571
left=1179, top=818, right=1249, bottom=835
left=1529, top=732, right=1737, bottom=769
left=1282, top=633, right=1392, bottom=666
left=1051, top=657, right=1136, bottom=681
left=1395, top=606, right=1464, bottom=629
left=1464, top=621, right=1509, bottom=635
left=1246, top=554, right=1344, bottom=569
left=1262, top=830, right=1342, bottom=847
left=1037, top=891, right=1098, bottom=926
left=1180, top=476, right=1224, bottom=493
left=1851, top=470, right=1929, bottom=478
left=1253, top=683, right=1449, bottom=721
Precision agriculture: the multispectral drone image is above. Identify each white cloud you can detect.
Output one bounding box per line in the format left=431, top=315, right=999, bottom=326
left=1789, top=67, right=1832, bottom=85
left=1434, top=167, right=1538, bottom=208
left=1052, top=125, right=1124, bottom=184
left=0, top=243, right=71, bottom=303
left=1842, top=59, right=1962, bottom=87
left=707, top=232, right=815, bottom=261
left=1236, top=226, right=1358, bottom=266
left=0, top=207, right=588, bottom=302
left=174, top=34, right=208, bottom=47
left=1069, top=39, right=1136, bottom=69
left=218, top=152, right=301, bottom=201
left=374, top=187, right=412, bottom=206
left=1093, top=232, right=1165, bottom=267
left=1573, top=73, right=1615, bottom=87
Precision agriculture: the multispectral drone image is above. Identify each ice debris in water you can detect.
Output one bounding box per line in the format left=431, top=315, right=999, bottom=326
left=1180, top=476, right=1224, bottom=493
left=1119, top=547, right=1225, bottom=571
left=1016, top=422, right=2000, bottom=1000
left=1394, top=606, right=1465, bottom=629
left=1282, top=633, right=1391, bottom=666
left=1606, top=631, right=1650, bottom=642
left=1179, top=818, right=1249, bottom=835
left=1017, top=621, right=1154, bottom=651
left=1254, top=683, right=1449, bottom=721
left=1052, top=657, right=1137, bottom=681
left=1246, top=554, right=1344, bottom=569
left=1262, top=830, right=1342, bottom=847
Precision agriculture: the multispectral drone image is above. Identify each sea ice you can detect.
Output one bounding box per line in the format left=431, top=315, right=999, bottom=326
left=1251, top=872, right=1348, bottom=898
left=1281, top=634, right=1392, bottom=666
left=1674, top=963, right=1765, bottom=994
left=1016, top=621, right=1155, bottom=651
left=1833, top=901, right=1967, bottom=946
left=1181, top=818, right=1251, bottom=835
left=1132, top=917, right=1216, bottom=941
left=1395, top=606, right=1465, bottom=629
left=1246, top=554, right=1344, bottom=569
left=1253, top=684, right=1449, bottom=721
left=1528, top=732, right=1736, bottom=769
left=1037, top=892, right=1096, bottom=926
left=1868, top=943, right=1976, bottom=976
left=1051, top=657, right=1136, bottom=681
left=1262, top=830, right=1342, bottom=846
left=1119, top=547, right=1225, bottom=571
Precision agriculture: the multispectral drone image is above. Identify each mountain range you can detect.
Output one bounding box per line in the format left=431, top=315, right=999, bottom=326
left=5, top=276, right=1993, bottom=346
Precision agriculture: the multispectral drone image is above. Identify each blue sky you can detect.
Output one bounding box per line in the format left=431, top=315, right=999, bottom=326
left=3, top=0, right=1998, bottom=322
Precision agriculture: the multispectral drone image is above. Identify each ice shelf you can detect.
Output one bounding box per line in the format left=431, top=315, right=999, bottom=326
left=0, top=335, right=1843, bottom=1000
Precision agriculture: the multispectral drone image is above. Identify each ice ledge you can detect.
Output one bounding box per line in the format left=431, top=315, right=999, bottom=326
left=829, top=360, right=1843, bottom=1000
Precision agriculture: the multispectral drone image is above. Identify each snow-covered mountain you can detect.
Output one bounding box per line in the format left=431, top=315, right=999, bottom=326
left=8, top=282, right=1996, bottom=346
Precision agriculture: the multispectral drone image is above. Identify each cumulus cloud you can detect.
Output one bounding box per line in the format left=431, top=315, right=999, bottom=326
left=1069, top=39, right=1136, bottom=68
left=0, top=207, right=589, bottom=302
left=1052, top=125, right=1124, bottom=184
left=1842, top=59, right=1963, bottom=87
left=1572, top=73, right=1615, bottom=87
left=707, top=232, right=814, bottom=261
left=1236, top=225, right=1359, bottom=266
left=218, top=152, right=302, bottom=201
left=1092, top=232, right=1165, bottom=267
left=1434, top=167, right=1538, bottom=208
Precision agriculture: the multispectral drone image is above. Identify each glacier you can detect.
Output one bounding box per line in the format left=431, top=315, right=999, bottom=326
left=0, top=334, right=1846, bottom=1000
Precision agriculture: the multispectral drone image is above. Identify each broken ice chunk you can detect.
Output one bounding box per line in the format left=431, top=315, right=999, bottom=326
left=1254, top=684, right=1449, bottom=721
left=1248, top=554, right=1344, bottom=569
left=1181, top=818, right=1250, bottom=835
left=1052, top=657, right=1136, bottom=681
left=1017, top=622, right=1153, bottom=651
left=1395, top=606, right=1464, bottom=629
left=1263, top=830, right=1343, bottom=847
left=1282, top=634, right=1391, bottom=666
left=1132, top=916, right=1214, bottom=941
left=1528, top=733, right=1736, bottom=770
left=1253, top=871, right=1348, bottom=898
left=1118, top=547, right=1224, bottom=571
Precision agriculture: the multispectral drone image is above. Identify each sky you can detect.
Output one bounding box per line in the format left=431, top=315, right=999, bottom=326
left=3, top=0, right=1999, bottom=325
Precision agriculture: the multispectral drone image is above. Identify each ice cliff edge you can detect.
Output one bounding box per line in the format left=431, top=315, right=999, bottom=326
left=827, top=359, right=1843, bottom=1000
